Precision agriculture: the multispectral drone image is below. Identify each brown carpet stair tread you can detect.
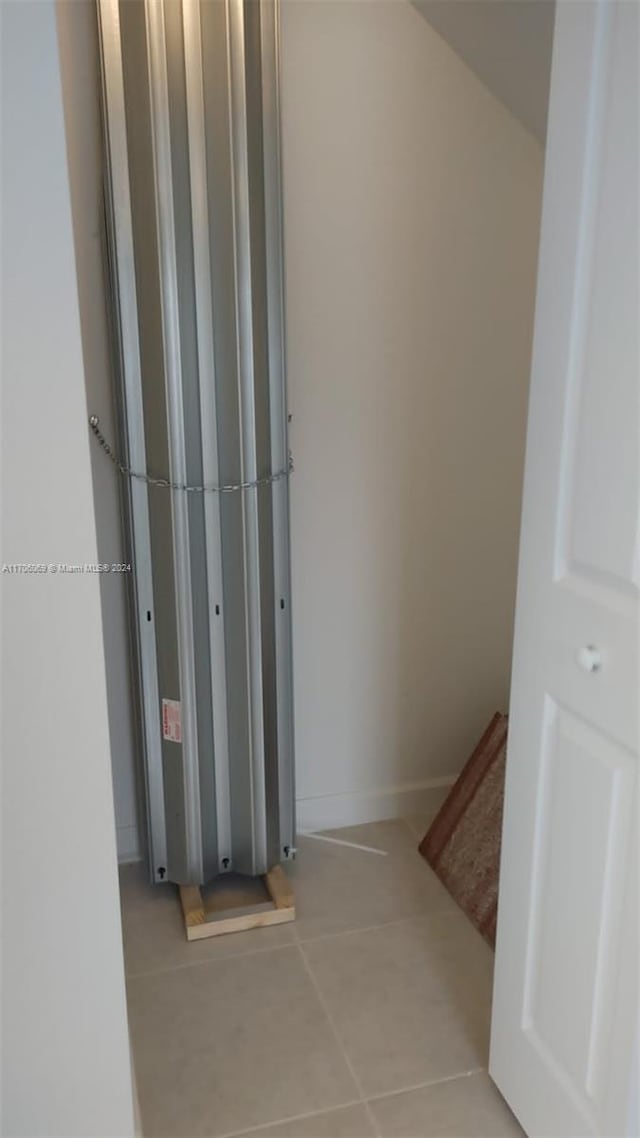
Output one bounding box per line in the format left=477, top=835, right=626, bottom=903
left=419, top=712, right=508, bottom=947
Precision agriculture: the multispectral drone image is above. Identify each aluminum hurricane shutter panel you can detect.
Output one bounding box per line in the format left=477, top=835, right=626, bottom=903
left=98, top=0, right=296, bottom=886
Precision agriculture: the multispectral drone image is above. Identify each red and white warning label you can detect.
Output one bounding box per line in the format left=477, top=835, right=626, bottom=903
left=162, top=698, right=182, bottom=744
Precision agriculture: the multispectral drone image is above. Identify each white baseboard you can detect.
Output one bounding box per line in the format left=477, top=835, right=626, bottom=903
left=116, top=777, right=456, bottom=863
left=116, top=825, right=141, bottom=864
left=296, top=777, right=455, bottom=834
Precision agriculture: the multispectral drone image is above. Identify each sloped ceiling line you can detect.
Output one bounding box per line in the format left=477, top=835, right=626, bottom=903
left=412, top=0, right=555, bottom=143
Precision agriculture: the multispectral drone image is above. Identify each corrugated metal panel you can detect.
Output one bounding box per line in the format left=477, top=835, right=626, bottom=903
left=98, top=0, right=295, bottom=886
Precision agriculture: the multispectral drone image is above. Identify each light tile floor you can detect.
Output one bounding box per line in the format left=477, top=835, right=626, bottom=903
left=120, top=807, right=523, bottom=1138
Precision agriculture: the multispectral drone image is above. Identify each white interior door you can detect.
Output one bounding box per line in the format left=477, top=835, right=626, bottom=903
left=489, top=3, right=639, bottom=1137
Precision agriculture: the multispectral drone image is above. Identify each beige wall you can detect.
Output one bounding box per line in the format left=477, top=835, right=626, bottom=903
left=59, top=0, right=545, bottom=852
left=1, top=2, right=135, bottom=1131
left=57, top=0, right=141, bottom=861
left=281, top=0, right=544, bottom=830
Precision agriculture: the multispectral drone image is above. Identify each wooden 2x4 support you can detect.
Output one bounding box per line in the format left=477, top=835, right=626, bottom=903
left=179, top=865, right=295, bottom=942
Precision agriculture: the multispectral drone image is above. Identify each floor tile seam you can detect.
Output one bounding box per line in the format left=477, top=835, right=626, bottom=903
left=124, top=940, right=299, bottom=982
left=291, top=905, right=457, bottom=950
left=364, top=1065, right=487, bottom=1107
left=208, top=1096, right=367, bottom=1138
left=295, top=941, right=382, bottom=1138
left=132, top=1062, right=488, bottom=1137
left=123, top=899, right=462, bottom=983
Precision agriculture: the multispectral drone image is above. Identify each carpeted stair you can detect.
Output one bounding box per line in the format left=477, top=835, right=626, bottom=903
left=419, top=712, right=508, bottom=948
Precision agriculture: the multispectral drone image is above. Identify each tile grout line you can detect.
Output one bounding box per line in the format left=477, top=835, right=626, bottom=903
left=294, top=907, right=457, bottom=948
left=124, top=915, right=421, bottom=982
left=210, top=1068, right=489, bottom=1138
left=211, top=1097, right=365, bottom=1138
left=365, top=1065, right=487, bottom=1105
left=124, top=903, right=458, bottom=982
left=295, top=940, right=382, bottom=1138
left=123, top=937, right=296, bottom=982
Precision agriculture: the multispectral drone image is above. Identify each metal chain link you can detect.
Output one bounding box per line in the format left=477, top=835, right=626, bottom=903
left=89, top=415, right=293, bottom=494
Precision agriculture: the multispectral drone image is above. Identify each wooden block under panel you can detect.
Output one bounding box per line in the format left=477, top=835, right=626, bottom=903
left=265, top=864, right=295, bottom=910
left=179, top=866, right=295, bottom=942
left=179, top=884, right=206, bottom=928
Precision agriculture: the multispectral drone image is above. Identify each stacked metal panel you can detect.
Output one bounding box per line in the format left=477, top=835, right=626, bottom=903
left=98, top=0, right=295, bottom=885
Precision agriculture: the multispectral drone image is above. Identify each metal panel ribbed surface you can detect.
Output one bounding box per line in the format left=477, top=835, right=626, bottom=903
left=98, top=0, right=295, bottom=885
